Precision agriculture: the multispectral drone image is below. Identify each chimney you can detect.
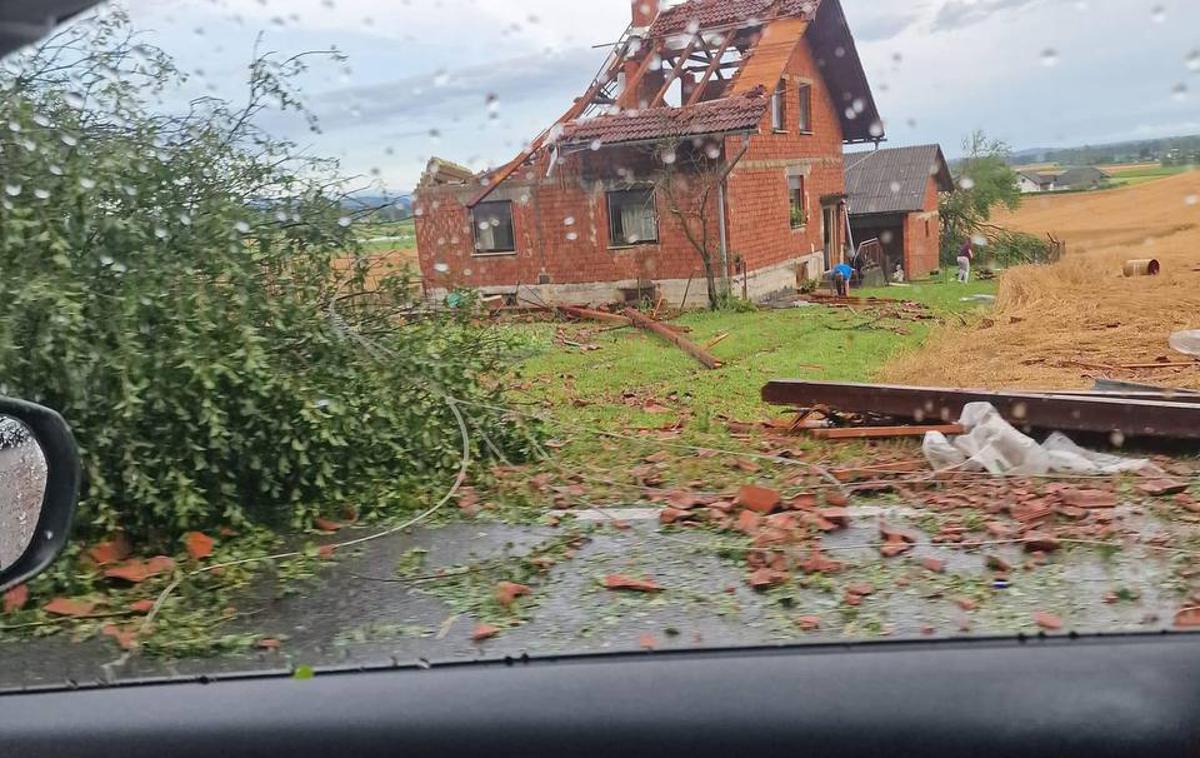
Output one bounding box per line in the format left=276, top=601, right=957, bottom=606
left=631, top=0, right=659, bottom=28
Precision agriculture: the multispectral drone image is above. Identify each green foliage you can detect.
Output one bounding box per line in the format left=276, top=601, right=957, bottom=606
left=940, top=130, right=1022, bottom=265
left=0, top=11, right=537, bottom=545
left=984, top=230, right=1052, bottom=267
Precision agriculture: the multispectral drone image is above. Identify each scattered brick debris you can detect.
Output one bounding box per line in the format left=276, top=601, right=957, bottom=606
left=103, top=556, right=176, bottom=584
left=787, top=493, right=818, bottom=510
left=3, top=585, right=28, bottom=614
left=735, top=485, right=782, bottom=514
left=1023, top=532, right=1061, bottom=553
left=1136, top=479, right=1190, bottom=497
left=818, top=508, right=850, bottom=529
left=1034, top=611, right=1064, bottom=631
left=603, top=575, right=663, bottom=593
left=1173, top=607, right=1200, bottom=628
left=1061, top=488, right=1118, bottom=509
left=735, top=509, right=763, bottom=534
left=747, top=567, right=789, bottom=590
left=472, top=624, right=500, bottom=642
left=985, top=554, right=1013, bottom=573
left=825, top=492, right=850, bottom=508
left=496, top=581, right=532, bottom=608
left=795, top=615, right=822, bottom=631
left=87, top=534, right=132, bottom=566
left=954, top=597, right=978, bottom=611
left=43, top=597, right=97, bottom=617
left=921, top=557, right=947, bottom=574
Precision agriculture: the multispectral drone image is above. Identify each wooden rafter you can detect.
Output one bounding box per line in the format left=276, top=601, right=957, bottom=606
left=615, top=38, right=663, bottom=110
left=649, top=34, right=700, bottom=107
left=685, top=33, right=733, bottom=106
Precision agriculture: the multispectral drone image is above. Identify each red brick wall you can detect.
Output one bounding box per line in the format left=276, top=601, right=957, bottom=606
left=900, top=175, right=941, bottom=279
left=414, top=33, right=848, bottom=295
left=724, top=37, right=847, bottom=274
left=414, top=154, right=720, bottom=293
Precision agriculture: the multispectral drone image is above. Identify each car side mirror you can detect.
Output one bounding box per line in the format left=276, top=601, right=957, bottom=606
left=0, top=398, right=80, bottom=593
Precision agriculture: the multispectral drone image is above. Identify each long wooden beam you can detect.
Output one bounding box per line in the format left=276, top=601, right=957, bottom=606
left=616, top=38, right=663, bottom=110
left=624, top=308, right=721, bottom=370
left=649, top=34, right=700, bottom=108
left=686, top=33, right=733, bottom=107
left=761, top=380, right=1200, bottom=440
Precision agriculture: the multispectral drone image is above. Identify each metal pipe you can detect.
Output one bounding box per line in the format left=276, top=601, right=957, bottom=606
left=717, top=180, right=729, bottom=295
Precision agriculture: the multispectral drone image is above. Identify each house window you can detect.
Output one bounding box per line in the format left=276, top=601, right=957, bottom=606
left=788, top=175, right=807, bottom=228
left=472, top=201, right=515, bottom=254
left=798, top=83, right=813, bottom=133
left=771, top=80, right=785, bottom=131
left=925, top=219, right=931, bottom=237
left=607, top=188, right=658, bottom=246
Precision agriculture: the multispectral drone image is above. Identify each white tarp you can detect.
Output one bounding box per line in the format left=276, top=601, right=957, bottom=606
left=922, top=402, right=1158, bottom=477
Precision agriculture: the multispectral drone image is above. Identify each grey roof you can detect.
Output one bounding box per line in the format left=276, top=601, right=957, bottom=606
left=1019, top=171, right=1058, bottom=186
left=1056, top=166, right=1110, bottom=187
left=844, top=144, right=954, bottom=217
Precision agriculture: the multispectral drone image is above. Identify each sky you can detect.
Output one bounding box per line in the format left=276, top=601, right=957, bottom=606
left=95, top=0, right=1200, bottom=191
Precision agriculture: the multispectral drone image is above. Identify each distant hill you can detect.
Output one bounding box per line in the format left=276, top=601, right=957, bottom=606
left=1008, top=135, right=1200, bottom=168
left=342, top=193, right=413, bottom=222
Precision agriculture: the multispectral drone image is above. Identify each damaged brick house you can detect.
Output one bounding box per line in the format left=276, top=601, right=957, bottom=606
left=414, top=0, right=883, bottom=306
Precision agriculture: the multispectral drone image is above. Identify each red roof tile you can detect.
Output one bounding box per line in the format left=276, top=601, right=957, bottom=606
left=650, top=0, right=820, bottom=37
left=557, top=88, right=769, bottom=147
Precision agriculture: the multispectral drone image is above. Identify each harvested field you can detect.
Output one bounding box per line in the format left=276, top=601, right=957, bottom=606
left=884, top=170, right=1200, bottom=390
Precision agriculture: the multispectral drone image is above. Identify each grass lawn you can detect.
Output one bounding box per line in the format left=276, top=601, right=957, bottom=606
left=500, top=278, right=998, bottom=490
left=357, top=218, right=416, bottom=254
left=1107, top=164, right=1192, bottom=187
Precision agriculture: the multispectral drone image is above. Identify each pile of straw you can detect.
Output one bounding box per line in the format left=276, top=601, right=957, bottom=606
left=883, top=170, right=1200, bottom=390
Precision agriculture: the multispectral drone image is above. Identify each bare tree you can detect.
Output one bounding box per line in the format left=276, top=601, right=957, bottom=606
left=650, top=138, right=744, bottom=310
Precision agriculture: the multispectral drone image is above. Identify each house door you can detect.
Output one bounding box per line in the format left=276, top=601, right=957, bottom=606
left=822, top=204, right=838, bottom=269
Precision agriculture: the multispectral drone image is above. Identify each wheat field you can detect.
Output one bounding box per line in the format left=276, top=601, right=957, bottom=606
left=883, top=170, right=1200, bottom=390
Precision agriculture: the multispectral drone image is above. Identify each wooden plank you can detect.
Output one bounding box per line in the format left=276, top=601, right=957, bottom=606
left=762, top=380, right=1200, bottom=440
left=623, top=308, right=721, bottom=370
left=556, top=305, right=630, bottom=326
left=811, top=425, right=965, bottom=440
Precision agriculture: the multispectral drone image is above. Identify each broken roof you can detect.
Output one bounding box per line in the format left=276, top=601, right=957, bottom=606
left=650, top=0, right=818, bottom=38
left=558, top=87, right=769, bottom=148
left=845, top=144, right=954, bottom=216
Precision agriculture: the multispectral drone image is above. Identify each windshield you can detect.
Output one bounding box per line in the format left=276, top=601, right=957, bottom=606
left=1, top=0, right=1199, bottom=686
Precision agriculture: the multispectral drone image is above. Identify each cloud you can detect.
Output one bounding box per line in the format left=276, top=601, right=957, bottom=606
left=303, top=45, right=603, bottom=131
left=851, top=11, right=922, bottom=42
left=931, top=0, right=1044, bottom=31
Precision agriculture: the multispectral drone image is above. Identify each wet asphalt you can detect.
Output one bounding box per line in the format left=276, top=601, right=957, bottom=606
left=0, top=498, right=1188, bottom=690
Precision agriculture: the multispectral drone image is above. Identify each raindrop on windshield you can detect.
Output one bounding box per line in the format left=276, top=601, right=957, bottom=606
left=1040, top=49, right=1058, bottom=67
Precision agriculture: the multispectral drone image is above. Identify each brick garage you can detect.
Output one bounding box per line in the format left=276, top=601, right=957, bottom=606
left=414, top=0, right=883, bottom=306
left=844, top=144, right=955, bottom=281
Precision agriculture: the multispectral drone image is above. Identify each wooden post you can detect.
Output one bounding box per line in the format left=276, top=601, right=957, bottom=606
left=623, top=308, right=721, bottom=370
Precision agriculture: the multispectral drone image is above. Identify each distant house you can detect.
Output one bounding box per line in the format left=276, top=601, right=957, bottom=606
left=844, top=144, right=954, bottom=280
left=1055, top=166, right=1110, bottom=191
left=1017, top=171, right=1058, bottom=193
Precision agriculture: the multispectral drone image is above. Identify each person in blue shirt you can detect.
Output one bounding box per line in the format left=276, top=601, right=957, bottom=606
left=832, top=262, right=854, bottom=297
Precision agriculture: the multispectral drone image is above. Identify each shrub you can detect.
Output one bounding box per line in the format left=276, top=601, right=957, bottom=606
left=0, top=11, right=536, bottom=544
